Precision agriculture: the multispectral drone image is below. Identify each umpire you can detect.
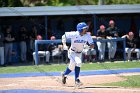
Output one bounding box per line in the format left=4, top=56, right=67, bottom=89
left=106, top=20, right=120, bottom=62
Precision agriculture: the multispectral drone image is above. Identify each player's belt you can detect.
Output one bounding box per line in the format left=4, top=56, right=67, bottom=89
left=71, top=48, right=82, bottom=53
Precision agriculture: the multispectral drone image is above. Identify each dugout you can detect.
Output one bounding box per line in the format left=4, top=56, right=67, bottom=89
left=0, top=5, right=140, bottom=63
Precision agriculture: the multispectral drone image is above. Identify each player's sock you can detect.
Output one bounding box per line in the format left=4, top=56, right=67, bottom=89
left=64, top=67, right=71, bottom=76
left=75, top=66, right=80, bottom=80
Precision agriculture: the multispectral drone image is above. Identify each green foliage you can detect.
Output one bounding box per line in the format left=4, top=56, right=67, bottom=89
left=47, top=0, right=62, bottom=6
left=0, top=0, right=23, bottom=7
left=0, top=0, right=8, bottom=7
left=8, top=0, right=23, bottom=7
left=59, top=0, right=76, bottom=6
left=105, top=0, right=140, bottom=4
left=0, top=0, right=140, bottom=7
left=35, top=2, right=46, bottom=6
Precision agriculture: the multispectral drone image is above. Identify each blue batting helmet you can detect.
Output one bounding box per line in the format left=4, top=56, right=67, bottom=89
left=76, top=22, right=88, bottom=33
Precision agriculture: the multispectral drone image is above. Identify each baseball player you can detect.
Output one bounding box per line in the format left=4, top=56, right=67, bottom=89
left=106, top=20, right=120, bottom=62
left=61, top=22, right=94, bottom=86
left=97, top=25, right=107, bottom=62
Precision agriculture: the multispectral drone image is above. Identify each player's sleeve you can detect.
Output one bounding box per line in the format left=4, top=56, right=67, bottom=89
left=65, top=32, right=77, bottom=39
left=62, top=32, right=76, bottom=43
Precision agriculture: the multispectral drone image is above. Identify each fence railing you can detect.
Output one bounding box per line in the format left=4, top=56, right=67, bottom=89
left=35, top=38, right=126, bottom=65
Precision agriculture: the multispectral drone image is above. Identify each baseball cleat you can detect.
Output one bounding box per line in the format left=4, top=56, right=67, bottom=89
left=75, top=79, right=83, bottom=87
left=62, top=73, right=67, bottom=84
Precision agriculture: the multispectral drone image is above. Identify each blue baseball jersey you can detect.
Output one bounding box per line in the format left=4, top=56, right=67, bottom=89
left=65, top=31, right=94, bottom=52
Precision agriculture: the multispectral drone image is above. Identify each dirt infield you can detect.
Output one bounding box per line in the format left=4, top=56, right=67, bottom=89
left=0, top=73, right=140, bottom=93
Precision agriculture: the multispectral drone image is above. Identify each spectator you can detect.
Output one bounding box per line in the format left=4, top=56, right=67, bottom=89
left=96, top=25, right=107, bottom=62
left=136, top=30, right=140, bottom=49
left=122, top=32, right=140, bottom=61
left=62, top=42, right=69, bottom=63
left=33, top=35, right=50, bottom=64
left=0, top=28, right=5, bottom=67
left=82, top=32, right=96, bottom=62
left=82, top=43, right=96, bottom=62
left=47, top=36, right=63, bottom=62
left=29, top=25, right=37, bottom=51
left=4, top=26, right=15, bottom=65
left=19, top=26, right=28, bottom=62
left=106, top=20, right=120, bottom=62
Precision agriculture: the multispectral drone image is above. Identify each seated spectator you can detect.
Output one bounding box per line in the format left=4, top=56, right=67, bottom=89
left=82, top=32, right=96, bottom=62
left=122, top=32, right=140, bottom=61
left=47, top=36, right=63, bottom=62
left=62, top=42, right=69, bottom=63
left=32, top=35, right=50, bottom=64
left=82, top=43, right=96, bottom=62
left=96, top=25, right=107, bottom=62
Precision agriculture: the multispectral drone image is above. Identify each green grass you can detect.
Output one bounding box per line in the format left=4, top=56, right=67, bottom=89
left=99, top=75, right=140, bottom=88
left=0, top=61, right=140, bottom=74
left=82, top=61, right=140, bottom=70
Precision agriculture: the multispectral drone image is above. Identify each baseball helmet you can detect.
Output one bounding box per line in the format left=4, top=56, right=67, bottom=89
left=37, top=35, right=42, bottom=40
left=77, top=22, right=88, bottom=33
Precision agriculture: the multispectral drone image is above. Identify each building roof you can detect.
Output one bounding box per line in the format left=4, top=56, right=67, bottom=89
left=0, top=4, right=140, bottom=17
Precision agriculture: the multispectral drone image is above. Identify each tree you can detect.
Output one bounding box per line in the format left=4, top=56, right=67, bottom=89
left=0, top=0, right=23, bottom=7
left=0, top=0, right=8, bottom=7
left=0, top=0, right=140, bottom=7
